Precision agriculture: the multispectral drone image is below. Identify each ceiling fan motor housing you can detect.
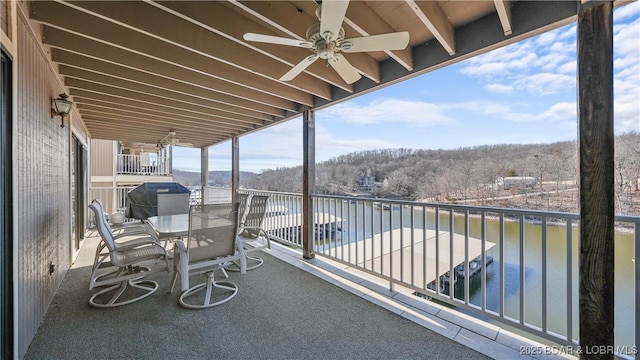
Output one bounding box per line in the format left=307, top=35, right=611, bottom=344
left=306, top=23, right=345, bottom=59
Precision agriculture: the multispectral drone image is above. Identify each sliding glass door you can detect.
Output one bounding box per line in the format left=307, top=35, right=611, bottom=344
left=1, top=48, right=14, bottom=360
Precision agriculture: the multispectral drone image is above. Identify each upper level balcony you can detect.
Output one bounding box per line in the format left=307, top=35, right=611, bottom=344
left=116, top=153, right=171, bottom=177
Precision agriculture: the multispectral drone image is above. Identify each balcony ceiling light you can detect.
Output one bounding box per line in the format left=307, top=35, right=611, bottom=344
left=51, top=93, right=73, bottom=128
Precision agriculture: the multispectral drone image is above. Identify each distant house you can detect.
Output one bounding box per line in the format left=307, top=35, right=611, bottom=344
left=495, top=176, right=537, bottom=190
left=356, top=176, right=375, bottom=192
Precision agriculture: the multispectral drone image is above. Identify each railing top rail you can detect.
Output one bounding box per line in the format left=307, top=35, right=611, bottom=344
left=233, top=189, right=640, bottom=223
left=237, top=188, right=303, bottom=197
left=615, top=214, right=640, bottom=223
left=311, top=193, right=585, bottom=219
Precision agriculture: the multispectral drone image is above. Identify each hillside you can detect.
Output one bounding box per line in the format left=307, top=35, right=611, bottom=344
left=174, top=132, right=640, bottom=216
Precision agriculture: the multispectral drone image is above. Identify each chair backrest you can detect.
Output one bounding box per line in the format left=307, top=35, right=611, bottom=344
left=88, top=202, right=116, bottom=251
left=187, top=203, right=239, bottom=264
left=157, top=193, right=190, bottom=216
left=93, top=198, right=105, bottom=213
left=237, top=193, right=251, bottom=225
left=243, top=195, right=269, bottom=229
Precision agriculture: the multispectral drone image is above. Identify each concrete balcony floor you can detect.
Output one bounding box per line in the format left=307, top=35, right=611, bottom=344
left=24, top=231, right=570, bottom=360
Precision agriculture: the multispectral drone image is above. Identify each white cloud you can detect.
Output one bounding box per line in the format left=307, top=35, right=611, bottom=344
left=613, top=13, right=640, bottom=133
left=316, top=129, right=399, bottom=158
left=614, top=1, right=640, bottom=21
left=541, top=102, right=576, bottom=122
left=458, top=19, right=578, bottom=96
left=514, top=72, right=575, bottom=95
left=321, top=98, right=457, bottom=127
left=484, top=83, right=513, bottom=93
left=557, top=61, right=575, bottom=74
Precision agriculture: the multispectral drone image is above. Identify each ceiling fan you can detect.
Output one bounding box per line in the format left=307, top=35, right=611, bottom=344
left=243, top=0, right=410, bottom=84
left=158, top=130, right=193, bottom=148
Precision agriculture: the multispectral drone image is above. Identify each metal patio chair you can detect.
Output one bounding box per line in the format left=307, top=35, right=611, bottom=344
left=226, top=193, right=271, bottom=272
left=157, top=193, right=190, bottom=216
left=88, top=202, right=169, bottom=308
left=169, top=203, right=243, bottom=309
left=90, top=199, right=158, bottom=270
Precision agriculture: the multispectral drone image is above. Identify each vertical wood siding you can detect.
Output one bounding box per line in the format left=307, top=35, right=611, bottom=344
left=16, top=18, right=71, bottom=359
left=0, top=0, right=9, bottom=39
left=90, top=139, right=114, bottom=176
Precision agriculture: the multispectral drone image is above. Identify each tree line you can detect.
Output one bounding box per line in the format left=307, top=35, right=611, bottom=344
left=241, top=132, right=640, bottom=215
left=177, top=132, right=639, bottom=215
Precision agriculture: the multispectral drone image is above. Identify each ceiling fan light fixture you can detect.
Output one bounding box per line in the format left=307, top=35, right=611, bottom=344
left=340, top=41, right=353, bottom=51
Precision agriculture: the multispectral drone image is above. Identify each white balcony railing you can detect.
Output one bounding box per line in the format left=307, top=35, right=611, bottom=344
left=88, top=186, right=136, bottom=223
left=238, top=189, right=638, bottom=357
left=116, top=154, right=170, bottom=176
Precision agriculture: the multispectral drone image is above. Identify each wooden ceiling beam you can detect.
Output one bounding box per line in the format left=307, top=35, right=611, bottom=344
left=150, top=0, right=354, bottom=93
left=405, top=0, right=455, bottom=55
left=59, top=65, right=274, bottom=123
left=77, top=106, right=247, bottom=134
left=69, top=90, right=258, bottom=131
left=340, top=1, right=413, bottom=71
left=81, top=122, right=227, bottom=148
left=53, top=50, right=285, bottom=118
left=58, top=0, right=332, bottom=99
left=73, top=98, right=254, bottom=132
left=81, top=113, right=236, bottom=139
left=494, top=0, right=513, bottom=36
left=31, top=18, right=314, bottom=107
left=64, top=78, right=263, bottom=126
left=45, top=45, right=297, bottom=111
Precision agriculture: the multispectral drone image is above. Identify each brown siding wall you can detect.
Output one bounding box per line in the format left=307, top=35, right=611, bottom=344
left=16, top=16, right=71, bottom=358
left=1, top=0, right=9, bottom=39
left=90, top=181, right=117, bottom=215
left=90, top=139, right=114, bottom=176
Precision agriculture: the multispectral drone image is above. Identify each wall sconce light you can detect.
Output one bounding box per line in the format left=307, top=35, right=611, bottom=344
left=51, top=93, right=73, bottom=128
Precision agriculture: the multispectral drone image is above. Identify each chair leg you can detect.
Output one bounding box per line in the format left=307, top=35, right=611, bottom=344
left=238, top=245, right=247, bottom=275
left=179, top=271, right=238, bottom=309
left=226, top=237, right=265, bottom=272
left=169, top=271, right=179, bottom=294
left=89, top=277, right=159, bottom=308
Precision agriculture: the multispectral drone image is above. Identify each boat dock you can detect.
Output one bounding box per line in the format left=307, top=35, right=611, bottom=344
left=317, top=228, right=495, bottom=289
left=262, top=212, right=343, bottom=241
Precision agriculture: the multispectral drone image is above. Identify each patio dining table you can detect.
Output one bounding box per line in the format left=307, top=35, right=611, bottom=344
left=146, top=214, right=189, bottom=240
left=147, top=211, right=247, bottom=274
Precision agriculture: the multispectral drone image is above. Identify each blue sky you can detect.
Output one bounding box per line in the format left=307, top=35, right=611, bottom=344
left=174, top=2, right=639, bottom=173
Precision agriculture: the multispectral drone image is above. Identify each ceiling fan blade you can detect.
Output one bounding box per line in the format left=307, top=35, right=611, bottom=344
left=341, top=32, right=410, bottom=53
left=320, top=1, right=350, bottom=41
left=280, top=55, right=319, bottom=81
left=329, top=54, right=361, bottom=84
left=243, top=33, right=313, bottom=48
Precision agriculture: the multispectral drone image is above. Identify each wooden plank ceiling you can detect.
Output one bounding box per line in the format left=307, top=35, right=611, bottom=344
left=27, top=1, right=596, bottom=148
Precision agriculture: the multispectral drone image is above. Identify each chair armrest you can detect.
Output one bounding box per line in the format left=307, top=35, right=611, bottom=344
left=112, top=225, right=148, bottom=240
left=239, top=226, right=268, bottom=237
left=174, top=239, right=187, bottom=254
left=114, top=236, right=163, bottom=251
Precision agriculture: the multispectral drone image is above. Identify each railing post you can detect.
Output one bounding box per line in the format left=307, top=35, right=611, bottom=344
left=577, top=2, right=615, bottom=357
left=200, top=146, right=208, bottom=205
left=231, top=136, right=239, bottom=204
left=635, top=222, right=639, bottom=357
left=302, top=108, right=315, bottom=259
